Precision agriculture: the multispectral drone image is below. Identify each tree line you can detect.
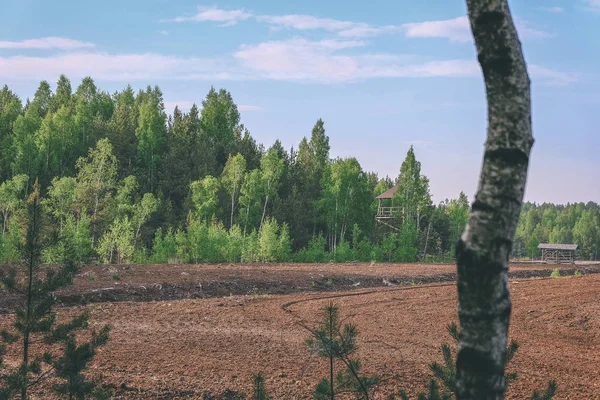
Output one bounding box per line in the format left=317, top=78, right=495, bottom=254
left=0, top=79, right=597, bottom=264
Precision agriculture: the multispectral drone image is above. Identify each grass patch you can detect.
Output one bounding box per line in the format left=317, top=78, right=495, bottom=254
left=550, top=268, right=561, bottom=278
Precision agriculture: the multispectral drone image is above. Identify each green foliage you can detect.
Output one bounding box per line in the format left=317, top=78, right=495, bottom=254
left=251, top=374, right=270, bottom=400
left=242, top=230, right=260, bottom=263
left=531, top=381, right=558, bottom=400
left=190, top=176, right=221, bottom=222
left=42, top=214, right=93, bottom=264
left=97, top=216, right=135, bottom=264
left=0, top=173, right=28, bottom=235
left=0, top=220, right=21, bottom=263
left=0, top=182, right=110, bottom=399
left=296, top=234, right=328, bottom=263
left=574, top=269, right=583, bottom=277
left=1, top=78, right=598, bottom=265
left=390, top=321, right=556, bottom=400
left=304, top=302, right=378, bottom=400
left=47, top=323, right=111, bottom=400
left=550, top=268, right=561, bottom=278
left=396, top=221, right=418, bottom=262
left=150, top=227, right=177, bottom=264
left=259, top=217, right=280, bottom=262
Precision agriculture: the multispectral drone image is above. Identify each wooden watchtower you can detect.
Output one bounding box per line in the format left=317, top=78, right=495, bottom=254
left=375, top=185, right=401, bottom=231
left=376, top=184, right=400, bottom=220
left=538, top=243, right=578, bottom=264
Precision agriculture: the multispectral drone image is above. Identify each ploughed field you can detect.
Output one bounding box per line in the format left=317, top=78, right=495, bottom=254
left=1, top=262, right=599, bottom=399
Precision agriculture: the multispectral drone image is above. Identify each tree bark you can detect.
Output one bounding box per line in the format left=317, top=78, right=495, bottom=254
left=456, top=1, right=533, bottom=399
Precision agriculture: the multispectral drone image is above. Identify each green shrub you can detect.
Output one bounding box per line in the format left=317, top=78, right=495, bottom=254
left=259, top=217, right=280, bottom=262
left=0, top=220, right=21, bottom=263
left=242, top=230, right=260, bottom=263
left=334, top=240, right=354, bottom=262
left=550, top=268, right=561, bottom=278
left=574, top=269, right=583, bottom=277
left=295, top=234, right=328, bottom=263
left=225, top=225, right=244, bottom=263
left=150, top=227, right=177, bottom=264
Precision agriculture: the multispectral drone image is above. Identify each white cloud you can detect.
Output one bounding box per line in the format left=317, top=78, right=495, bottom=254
left=401, top=16, right=551, bottom=42
left=403, top=16, right=471, bottom=42
left=528, top=65, right=577, bottom=86
left=0, top=52, right=241, bottom=82
left=158, top=30, right=169, bottom=35
left=164, top=101, right=195, bottom=114
left=587, top=0, right=600, bottom=12
left=238, top=104, right=262, bottom=111
left=167, top=7, right=397, bottom=37
left=540, top=6, right=565, bottom=13
left=233, top=38, right=478, bottom=82
left=0, top=37, right=95, bottom=50
left=166, top=6, right=252, bottom=26
left=0, top=40, right=575, bottom=86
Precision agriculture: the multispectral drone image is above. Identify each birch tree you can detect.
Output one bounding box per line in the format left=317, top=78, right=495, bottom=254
left=259, top=149, right=284, bottom=230
left=221, top=153, right=247, bottom=229
left=456, top=1, right=534, bottom=399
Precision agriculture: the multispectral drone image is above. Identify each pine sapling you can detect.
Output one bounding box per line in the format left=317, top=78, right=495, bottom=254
left=251, top=373, right=270, bottom=400
left=303, top=302, right=377, bottom=400
left=0, top=181, right=110, bottom=399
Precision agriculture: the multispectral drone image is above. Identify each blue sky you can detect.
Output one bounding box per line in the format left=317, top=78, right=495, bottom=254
left=1, top=0, right=599, bottom=204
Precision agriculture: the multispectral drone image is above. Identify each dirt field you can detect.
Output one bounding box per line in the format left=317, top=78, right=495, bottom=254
left=1, top=263, right=599, bottom=399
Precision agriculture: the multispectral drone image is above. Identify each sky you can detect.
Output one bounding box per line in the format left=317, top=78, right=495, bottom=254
left=1, top=0, right=599, bottom=204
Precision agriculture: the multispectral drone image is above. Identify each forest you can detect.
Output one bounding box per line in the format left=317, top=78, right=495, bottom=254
left=0, top=76, right=598, bottom=264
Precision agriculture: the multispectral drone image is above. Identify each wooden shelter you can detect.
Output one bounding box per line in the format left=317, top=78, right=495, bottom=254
left=538, top=243, right=578, bottom=264
left=375, top=184, right=399, bottom=219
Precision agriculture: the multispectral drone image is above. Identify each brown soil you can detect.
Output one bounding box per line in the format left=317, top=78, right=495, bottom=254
left=1, top=264, right=599, bottom=399
left=1, top=262, right=598, bottom=312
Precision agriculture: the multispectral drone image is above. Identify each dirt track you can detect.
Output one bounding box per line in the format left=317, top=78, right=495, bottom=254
left=1, top=263, right=599, bottom=399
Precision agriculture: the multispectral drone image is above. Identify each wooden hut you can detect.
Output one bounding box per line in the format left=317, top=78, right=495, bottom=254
left=375, top=184, right=399, bottom=219
left=537, top=243, right=578, bottom=264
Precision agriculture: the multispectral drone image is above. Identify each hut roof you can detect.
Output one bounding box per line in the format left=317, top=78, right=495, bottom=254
left=376, top=184, right=399, bottom=199
left=537, top=243, right=578, bottom=251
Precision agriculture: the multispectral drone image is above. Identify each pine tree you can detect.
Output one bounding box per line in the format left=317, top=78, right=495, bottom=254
left=251, top=374, right=270, bottom=400
left=304, top=302, right=377, bottom=400
left=0, top=181, right=110, bottom=399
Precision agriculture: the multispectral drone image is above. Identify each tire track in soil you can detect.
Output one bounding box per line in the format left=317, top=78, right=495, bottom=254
left=280, top=267, right=600, bottom=315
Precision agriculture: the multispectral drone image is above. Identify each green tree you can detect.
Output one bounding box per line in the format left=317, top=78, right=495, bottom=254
left=131, top=193, right=161, bottom=241
left=190, top=176, right=221, bottom=223
left=200, top=87, right=241, bottom=172
left=0, top=85, right=23, bottom=181
left=75, top=138, right=118, bottom=247
left=0, top=183, right=110, bottom=399
left=135, top=87, right=167, bottom=193
left=573, top=210, right=600, bottom=259
left=107, top=86, right=138, bottom=178
left=221, top=153, right=247, bottom=229
left=446, top=192, right=469, bottom=248
left=258, top=217, right=280, bottom=262
left=49, top=74, right=73, bottom=113
left=97, top=216, right=135, bottom=264
left=0, top=174, right=28, bottom=235
left=304, top=302, right=377, bottom=400
left=259, top=149, right=284, bottom=229
left=320, top=158, right=372, bottom=252
left=394, top=146, right=432, bottom=233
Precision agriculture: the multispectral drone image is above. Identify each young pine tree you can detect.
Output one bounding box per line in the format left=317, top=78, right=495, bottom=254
left=389, top=322, right=557, bottom=400
left=0, top=181, right=110, bottom=399
left=251, top=373, right=271, bottom=400
left=304, top=302, right=377, bottom=400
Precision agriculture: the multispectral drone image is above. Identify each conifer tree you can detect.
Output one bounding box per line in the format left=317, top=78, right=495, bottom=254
left=0, top=181, right=110, bottom=399
left=304, top=302, right=377, bottom=400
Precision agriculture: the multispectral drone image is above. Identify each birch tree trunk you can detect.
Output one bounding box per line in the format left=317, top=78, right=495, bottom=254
left=456, top=1, right=533, bottom=399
